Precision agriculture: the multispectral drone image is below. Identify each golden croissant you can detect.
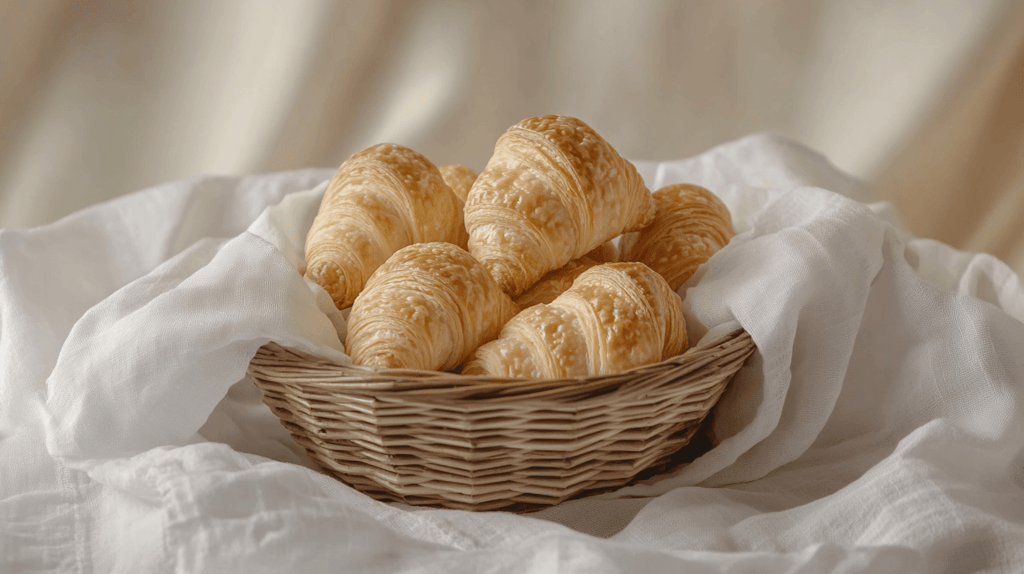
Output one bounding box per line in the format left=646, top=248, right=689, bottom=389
left=438, top=164, right=478, bottom=203
left=304, top=143, right=469, bottom=310
left=464, top=115, right=656, bottom=297
left=513, top=256, right=600, bottom=310
left=583, top=240, right=619, bottom=264
left=617, top=183, right=734, bottom=291
left=512, top=237, right=621, bottom=309
left=463, top=262, right=687, bottom=379
left=346, top=242, right=519, bottom=371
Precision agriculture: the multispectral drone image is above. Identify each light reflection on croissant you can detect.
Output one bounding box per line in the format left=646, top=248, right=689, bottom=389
left=438, top=164, right=478, bottom=203
left=346, top=242, right=519, bottom=371
left=304, top=144, right=468, bottom=310
left=463, top=262, right=687, bottom=379
left=464, top=115, right=656, bottom=297
left=617, top=184, right=734, bottom=291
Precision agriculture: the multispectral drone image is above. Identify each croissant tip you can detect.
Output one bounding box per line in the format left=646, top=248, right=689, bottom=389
left=305, top=259, right=354, bottom=310
left=460, top=361, right=484, bottom=376
left=354, top=352, right=404, bottom=370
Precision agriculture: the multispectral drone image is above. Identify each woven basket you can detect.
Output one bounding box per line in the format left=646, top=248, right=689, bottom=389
left=247, top=327, right=755, bottom=512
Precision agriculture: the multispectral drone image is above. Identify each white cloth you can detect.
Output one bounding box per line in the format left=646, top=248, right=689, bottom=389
left=2, top=135, right=1023, bottom=573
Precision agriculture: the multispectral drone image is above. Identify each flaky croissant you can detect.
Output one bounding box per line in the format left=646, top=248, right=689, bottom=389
left=583, top=240, right=619, bottom=264
left=463, top=262, right=687, bottom=379
left=346, top=242, right=519, bottom=371
left=512, top=237, right=622, bottom=309
left=617, top=184, right=734, bottom=291
left=464, top=115, right=656, bottom=297
left=304, top=143, right=469, bottom=310
left=513, top=256, right=600, bottom=310
left=438, top=164, right=478, bottom=203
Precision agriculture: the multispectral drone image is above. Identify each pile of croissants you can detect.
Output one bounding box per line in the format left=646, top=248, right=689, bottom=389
left=303, top=115, right=734, bottom=379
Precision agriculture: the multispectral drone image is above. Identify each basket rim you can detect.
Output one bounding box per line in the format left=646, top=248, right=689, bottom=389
left=248, top=328, right=755, bottom=405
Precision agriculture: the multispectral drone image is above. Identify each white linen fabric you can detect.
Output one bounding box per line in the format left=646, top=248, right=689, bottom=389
left=2, top=135, right=1022, bottom=573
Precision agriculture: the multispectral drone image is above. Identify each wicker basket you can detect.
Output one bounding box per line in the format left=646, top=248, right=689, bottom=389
left=247, top=327, right=755, bottom=512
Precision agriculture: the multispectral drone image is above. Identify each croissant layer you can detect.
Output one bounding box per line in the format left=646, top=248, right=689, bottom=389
left=438, top=164, right=478, bottom=203
left=464, top=115, right=655, bottom=296
left=305, top=143, right=468, bottom=310
left=513, top=256, right=600, bottom=310
left=346, top=242, right=519, bottom=371
left=463, top=262, right=687, bottom=379
left=617, top=183, right=734, bottom=290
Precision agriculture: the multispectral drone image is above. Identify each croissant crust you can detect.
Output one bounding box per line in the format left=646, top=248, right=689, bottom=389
left=463, top=262, right=687, bottom=379
left=617, top=184, right=734, bottom=290
left=304, top=143, right=468, bottom=310
left=464, top=115, right=655, bottom=296
left=513, top=256, right=600, bottom=310
left=346, top=242, right=519, bottom=371
left=438, top=164, right=478, bottom=203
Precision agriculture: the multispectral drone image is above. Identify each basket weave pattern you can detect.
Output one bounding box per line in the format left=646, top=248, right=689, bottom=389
left=248, top=328, right=755, bottom=511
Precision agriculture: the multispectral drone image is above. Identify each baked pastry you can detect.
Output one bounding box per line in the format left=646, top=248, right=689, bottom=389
left=463, top=115, right=655, bottom=296
left=513, top=256, right=600, bottom=309
left=583, top=240, right=618, bottom=264
left=438, top=164, right=478, bottom=203
left=617, top=184, right=734, bottom=290
left=346, top=242, right=519, bottom=371
left=304, top=144, right=469, bottom=310
left=463, top=262, right=687, bottom=378
left=512, top=236, right=621, bottom=309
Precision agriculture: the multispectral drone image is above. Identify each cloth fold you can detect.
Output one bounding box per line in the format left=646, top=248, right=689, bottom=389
left=3, top=134, right=1022, bottom=572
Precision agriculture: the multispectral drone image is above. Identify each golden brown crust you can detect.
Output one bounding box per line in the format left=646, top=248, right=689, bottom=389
left=464, top=115, right=655, bottom=297
left=617, top=184, right=734, bottom=291
left=304, top=144, right=469, bottom=310
left=583, top=240, right=619, bottom=263
left=463, top=262, right=687, bottom=378
left=438, top=164, right=478, bottom=203
left=346, top=242, right=519, bottom=371
left=513, top=256, right=600, bottom=310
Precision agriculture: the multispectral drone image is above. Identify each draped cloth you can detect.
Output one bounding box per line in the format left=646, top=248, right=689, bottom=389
left=2, top=135, right=1022, bottom=572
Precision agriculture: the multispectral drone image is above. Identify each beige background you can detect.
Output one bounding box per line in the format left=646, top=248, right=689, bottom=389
left=1, top=0, right=1022, bottom=274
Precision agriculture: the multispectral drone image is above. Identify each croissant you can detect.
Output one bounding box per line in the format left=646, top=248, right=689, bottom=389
left=512, top=236, right=621, bottom=309
left=583, top=240, right=619, bottom=264
left=304, top=143, right=469, bottom=310
left=463, top=115, right=656, bottom=296
left=463, top=262, right=687, bottom=379
left=513, top=256, right=600, bottom=309
left=438, top=164, right=478, bottom=203
left=346, top=242, right=519, bottom=371
left=617, top=184, right=734, bottom=291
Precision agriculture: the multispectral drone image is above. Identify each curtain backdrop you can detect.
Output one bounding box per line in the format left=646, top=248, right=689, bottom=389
left=1, top=0, right=1022, bottom=274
